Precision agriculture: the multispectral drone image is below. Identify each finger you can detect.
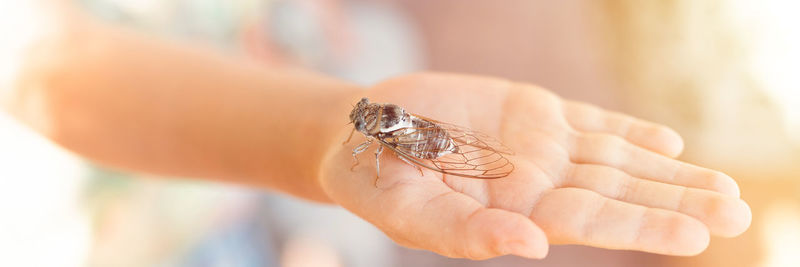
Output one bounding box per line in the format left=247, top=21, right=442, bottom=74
left=561, top=164, right=751, bottom=237
left=372, top=183, right=549, bottom=259
left=562, top=101, right=684, bottom=157
left=531, top=188, right=710, bottom=256
left=568, top=133, right=740, bottom=197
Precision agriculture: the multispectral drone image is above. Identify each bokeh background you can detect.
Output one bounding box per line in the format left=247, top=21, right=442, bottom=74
left=1, top=0, right=798, bottom=266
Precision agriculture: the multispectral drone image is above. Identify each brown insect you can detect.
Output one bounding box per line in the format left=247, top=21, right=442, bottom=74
left=344, top=97, right=514, bottom=184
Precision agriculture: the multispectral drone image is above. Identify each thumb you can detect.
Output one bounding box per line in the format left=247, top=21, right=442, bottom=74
left=321, top=131, right=549, bottom=260
left=367, top=183, right=549, bottom=259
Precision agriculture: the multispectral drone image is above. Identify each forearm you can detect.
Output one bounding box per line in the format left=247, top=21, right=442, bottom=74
left=4, top=19, right=361, bottom=202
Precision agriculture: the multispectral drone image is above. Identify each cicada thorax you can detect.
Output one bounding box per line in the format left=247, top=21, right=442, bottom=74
left=361, top=103, right=411, bottom=135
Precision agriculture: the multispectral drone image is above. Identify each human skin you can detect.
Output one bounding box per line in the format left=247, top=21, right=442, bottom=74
left=322, top=73, right=750, bottom=259
left=1, top=2, right=750, bottom=260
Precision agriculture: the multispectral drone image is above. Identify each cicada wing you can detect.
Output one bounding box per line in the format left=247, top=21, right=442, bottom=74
left=378, top=115, right=515, bottom=179
left=411, top=114, right=514, bottom=155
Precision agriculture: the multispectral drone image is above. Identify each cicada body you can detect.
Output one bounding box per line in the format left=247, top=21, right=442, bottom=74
left=346, top=97, right=514, bottom=181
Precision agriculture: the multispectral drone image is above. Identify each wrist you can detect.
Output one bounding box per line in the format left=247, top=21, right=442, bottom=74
left=277, top=71, right=364, bottom=203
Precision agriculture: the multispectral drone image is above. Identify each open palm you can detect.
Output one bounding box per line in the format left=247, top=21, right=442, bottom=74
left=320, top=73, right=750, bottom=259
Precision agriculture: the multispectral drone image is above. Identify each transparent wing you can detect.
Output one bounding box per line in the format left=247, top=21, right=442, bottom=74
left=416, top=114, right=514, bottom=156
left=378, top=115, right=515, bottom=179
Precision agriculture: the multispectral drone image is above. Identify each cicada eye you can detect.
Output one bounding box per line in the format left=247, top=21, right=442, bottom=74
left=354, top=119, right=364, bottom=130
left=358, top=98, right=369, bottom=108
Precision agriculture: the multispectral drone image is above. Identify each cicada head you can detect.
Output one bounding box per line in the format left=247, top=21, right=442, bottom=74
left=349, top=97, right=370, bottom=132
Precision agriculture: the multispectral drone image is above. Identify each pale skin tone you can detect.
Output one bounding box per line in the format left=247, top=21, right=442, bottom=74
left=1, top=1, right=750, bottom=260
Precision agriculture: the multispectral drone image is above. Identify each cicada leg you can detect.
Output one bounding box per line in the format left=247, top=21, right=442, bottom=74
left=342, top=128, right=356, bottom=145
left=351, top=138, right=373, bottom=171
left=397, top=154, right=425, bottom=177
left=373, top=145, right=384, bottom=187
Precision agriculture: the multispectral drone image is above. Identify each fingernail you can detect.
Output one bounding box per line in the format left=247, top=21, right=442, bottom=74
left=503, top=240, right=547, bottom=259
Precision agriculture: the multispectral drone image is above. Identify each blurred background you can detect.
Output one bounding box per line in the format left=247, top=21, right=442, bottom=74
left=1, top=0, right=798, bottom=266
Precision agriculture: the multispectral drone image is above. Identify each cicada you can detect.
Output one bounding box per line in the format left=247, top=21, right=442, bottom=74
left=345, top=97, right=514, bottom=183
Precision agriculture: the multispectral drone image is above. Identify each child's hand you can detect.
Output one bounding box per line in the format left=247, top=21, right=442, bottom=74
left=320, top=73, right=751, bottom=259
